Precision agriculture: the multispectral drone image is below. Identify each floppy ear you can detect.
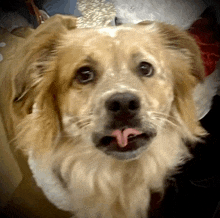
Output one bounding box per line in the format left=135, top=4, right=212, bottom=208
left=139, top=21, right=206, bottom=139
left=12, top=14, right=77, bottom=117
left=157, top=22, right=205, bottom=83
left=157, top=22, right=206, bottom=138
left=139, top=20, right=205, bottom=83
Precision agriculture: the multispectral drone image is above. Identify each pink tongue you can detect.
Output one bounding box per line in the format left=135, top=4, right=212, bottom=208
left=111, top=128, right=141, bottom=148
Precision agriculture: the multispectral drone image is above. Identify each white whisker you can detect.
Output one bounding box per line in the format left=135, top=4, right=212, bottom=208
left=154, top=116, right=179, bottom=129
left=148, top=111, right=176, bottom=120
left=64, top=113, right=93, bottom=130
left=148, top=111, right=180, bottom=129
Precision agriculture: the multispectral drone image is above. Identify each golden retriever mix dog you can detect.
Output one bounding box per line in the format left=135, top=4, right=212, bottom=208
left=0, top=15, right=206, bottom=217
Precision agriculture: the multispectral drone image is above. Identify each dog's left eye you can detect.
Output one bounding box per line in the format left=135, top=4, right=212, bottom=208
left=138, top=62, right=154, bottom=77
left=76, top=67, right=95, bottom=84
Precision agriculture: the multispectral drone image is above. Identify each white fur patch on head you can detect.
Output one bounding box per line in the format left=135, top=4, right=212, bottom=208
left=98, top=27, right=118, bottom=37
left=97, top=26, right=132, bottom=37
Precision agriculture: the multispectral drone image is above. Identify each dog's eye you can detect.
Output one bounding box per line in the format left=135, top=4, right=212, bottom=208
left=138, top=62, right=154, bottom=77
left=76, top=67, right=95, bottom=84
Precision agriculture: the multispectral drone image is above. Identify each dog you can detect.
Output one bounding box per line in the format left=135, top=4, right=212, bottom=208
left=0, top=15, right=206, bottom=217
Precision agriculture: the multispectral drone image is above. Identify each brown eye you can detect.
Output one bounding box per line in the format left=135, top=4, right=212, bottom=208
left=138, top=62, right=154, bottom=77
left=76, top=67, right=95, bottom=84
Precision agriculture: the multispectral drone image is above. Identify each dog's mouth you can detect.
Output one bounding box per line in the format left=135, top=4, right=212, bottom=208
left=93, top=128, right=156, bottom=160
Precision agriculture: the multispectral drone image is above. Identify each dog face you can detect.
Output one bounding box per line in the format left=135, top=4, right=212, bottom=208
left=12, top=16, right=206, bottom=217
left=26, top=22, right=204, bottom=159
left=57, top=25, right=177, bottom=160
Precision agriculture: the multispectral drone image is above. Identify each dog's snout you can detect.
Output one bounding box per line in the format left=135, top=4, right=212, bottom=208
left=105, top=92, right=140, bottom=119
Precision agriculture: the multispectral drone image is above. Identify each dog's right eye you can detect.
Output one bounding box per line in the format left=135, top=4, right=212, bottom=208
left=137, top=62, right=154, bottom=77
left=76, top=67, right=95, bottom=84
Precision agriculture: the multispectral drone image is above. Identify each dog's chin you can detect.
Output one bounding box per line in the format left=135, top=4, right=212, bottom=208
left=93, top=130, right=157, bottom=160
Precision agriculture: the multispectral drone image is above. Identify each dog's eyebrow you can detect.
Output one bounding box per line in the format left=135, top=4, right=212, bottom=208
left=84, top=55, right=98, bottom=66
left=132, top=52, right=142, bottom=59
left=131, top=52, right=145, bottom=62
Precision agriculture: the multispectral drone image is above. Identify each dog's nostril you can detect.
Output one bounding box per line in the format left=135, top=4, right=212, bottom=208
left=129, top=100, right=140, bottom=111
left=105, top=92, right=140, bottom=118
left=108, top=101, right=121, bottom=112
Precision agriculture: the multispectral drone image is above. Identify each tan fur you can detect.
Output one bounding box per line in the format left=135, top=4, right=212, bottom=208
left=0, top=15, right=206, bottom=217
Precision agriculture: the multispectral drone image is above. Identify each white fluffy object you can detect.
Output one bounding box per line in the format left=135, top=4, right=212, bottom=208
left=110, top=0, right=206, bottom=29
left=193, top=69, right=220, bottom=119
left=77, top=0, right=116, bottom=28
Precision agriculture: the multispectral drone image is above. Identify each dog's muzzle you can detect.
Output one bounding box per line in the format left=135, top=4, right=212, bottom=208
left=93, top=92, right=157, bottom=160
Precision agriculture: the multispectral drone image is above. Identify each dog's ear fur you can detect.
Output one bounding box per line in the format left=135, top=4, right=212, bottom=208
left=159, top=22, right=206, bottom=138
left=139, top=21, right=206, bottom=139
left=139, top=20, right=205, bottom=83
left=157, top=21, right=205, bottom=83
left=12, top=15, right=77, bottom=117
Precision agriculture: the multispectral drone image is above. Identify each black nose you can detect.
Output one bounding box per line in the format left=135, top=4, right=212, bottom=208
left=105, top=92, right=140, bottom=119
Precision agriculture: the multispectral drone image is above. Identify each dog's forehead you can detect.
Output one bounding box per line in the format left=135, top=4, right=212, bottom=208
left=96, top=25, right=134, bottom=38
left=64, top=24, right=157, bottom=48
left=94, top=23, right=157, bottom=38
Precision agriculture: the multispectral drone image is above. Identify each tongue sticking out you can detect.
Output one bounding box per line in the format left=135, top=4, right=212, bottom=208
left=111, top=128, right=142, bottom=147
